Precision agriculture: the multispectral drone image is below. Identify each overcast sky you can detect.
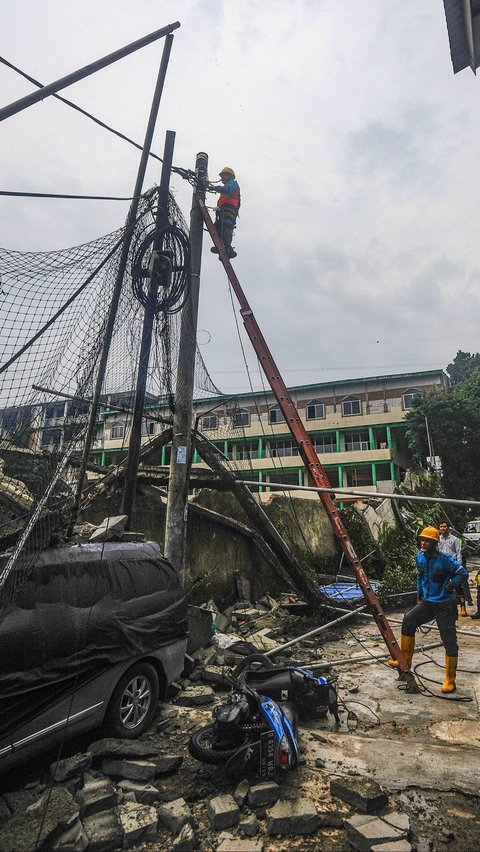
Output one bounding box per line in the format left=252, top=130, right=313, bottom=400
left=1, top=0, right=479, bottom=395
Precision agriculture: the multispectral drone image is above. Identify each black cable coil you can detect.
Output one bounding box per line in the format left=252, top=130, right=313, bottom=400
left=131, top=216, right=191, bottom=315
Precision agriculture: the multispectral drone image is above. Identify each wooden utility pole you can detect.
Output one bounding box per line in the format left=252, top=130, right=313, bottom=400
left=122, top=130, right=175, bottom=527
left=164, top=152, right=208, bottom=577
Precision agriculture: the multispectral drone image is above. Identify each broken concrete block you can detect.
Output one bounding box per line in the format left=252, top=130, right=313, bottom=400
left=83, top=808, right=124, bottom=851
left=0, top=787, right=80, bottom=851
left=233, top=779, right=250, bottom=807
left=371, top=841, right=412, bottom=852
left=118, top=801, right=157, bottom=848
left=89, top=515, right=128, bottom=542
left=89, top=738, right=159, bottom=759
left=239, top=813, right=260, bottom=837
left=216, top=840, right=263, bottom=852
left=330, top=777, right=388, bottom=813
left=76, top=777, right=116, bottom=817
left=266, top=798, right=319, bottom=836
left=152, top=755, right=183, bottom=777
left=344, top=814, right=407, bottom=851
left=206, top=794, right=240, bottom=830
left=176, top=686, right=214, bottom=706
left=117, top=781, right=159, bottom=805
left=172, top=822, right=197, bottom=851
left=157, top=798, right=192, bottom=834
left=247, top=630, right=278, bottom=652
left=247, top=782, right=280, bottom=808
left=52, top=818, right=89, bottom=851
left=382, top=811, right=410, bottom=834
left=50, top=753, right=92, bottom=783
left=3, top=787, right=42, bottom=812
left=102, top=758, right=156, bottom=782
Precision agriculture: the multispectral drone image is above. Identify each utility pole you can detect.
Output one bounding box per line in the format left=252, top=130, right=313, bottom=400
left=122, top=130, right=175, bottom=527
left=68, top=34, right=174, bottom=536
left=164, top=152, right=208, bottom=577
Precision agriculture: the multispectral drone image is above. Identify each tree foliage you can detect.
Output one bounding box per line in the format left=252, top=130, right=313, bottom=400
left=447, top=350, right=480, bottom=385
left=405, top=367, right=480, bottom=504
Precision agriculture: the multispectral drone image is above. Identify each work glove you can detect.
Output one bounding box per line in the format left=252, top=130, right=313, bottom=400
left=445, top=581, right=454, bottom=592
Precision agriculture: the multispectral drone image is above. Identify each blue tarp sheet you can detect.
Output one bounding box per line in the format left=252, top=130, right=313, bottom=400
left=319, top=581, right=379, bottom=606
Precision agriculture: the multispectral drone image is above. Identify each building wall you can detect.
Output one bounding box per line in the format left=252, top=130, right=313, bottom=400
left=86, top=369, right=447, bottom=493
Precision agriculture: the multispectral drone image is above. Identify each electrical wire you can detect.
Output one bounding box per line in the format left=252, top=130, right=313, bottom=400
left=0, top=190, right=138, bottom=201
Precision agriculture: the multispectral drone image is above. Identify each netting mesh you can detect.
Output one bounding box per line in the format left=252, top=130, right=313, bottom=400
left=0, top=187, right=222, bottom=616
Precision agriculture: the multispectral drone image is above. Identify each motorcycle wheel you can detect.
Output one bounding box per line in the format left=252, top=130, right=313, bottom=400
left=232, top=653, right=274, bottom=678
left=188, top=725, right=247, bottom=765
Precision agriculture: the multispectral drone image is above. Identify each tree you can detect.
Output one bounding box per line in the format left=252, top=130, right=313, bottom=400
left=446, top=350, right=480, bottom=385
left=405, top=369, right=480, bottom=504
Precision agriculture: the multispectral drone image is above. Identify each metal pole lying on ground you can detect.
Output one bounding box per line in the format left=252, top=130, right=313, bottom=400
left=68, top=34, right=175, bottom=536
left=164, top=152, right=208, bottom=577
left=264, top=606, right=367, bottom=657
left=0, top=23, right=180, bottom=121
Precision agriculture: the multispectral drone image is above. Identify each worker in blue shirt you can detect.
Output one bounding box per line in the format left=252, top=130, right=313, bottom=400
left=209, top=167, right=240, bottom=259
left=389, top=526, right=468, bottom=692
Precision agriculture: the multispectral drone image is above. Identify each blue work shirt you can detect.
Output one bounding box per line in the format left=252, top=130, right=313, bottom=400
left=416, top=549, right=468, bottom=604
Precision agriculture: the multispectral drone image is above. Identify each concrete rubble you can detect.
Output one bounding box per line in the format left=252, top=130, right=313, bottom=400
left=2, top=580, right=480, bottom=851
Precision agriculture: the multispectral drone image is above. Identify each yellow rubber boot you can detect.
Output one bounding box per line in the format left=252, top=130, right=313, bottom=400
left=388, top=634, right=415, bottom=669
left=441, top=656, right=457, bottom=693
left=459, top=596, right=468, bottom=617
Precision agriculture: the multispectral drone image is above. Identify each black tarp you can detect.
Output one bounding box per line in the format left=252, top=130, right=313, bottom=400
left=0, top=541, right=188, bottom=737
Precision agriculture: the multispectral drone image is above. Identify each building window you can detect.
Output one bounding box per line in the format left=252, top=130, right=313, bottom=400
left=267, top=439, right=299, bottom=458
left=345, top=432, right=369, bottom=451
left=202, top=413, right=218, bottom=430
left=342, top=395, right=361, bottom=416
left=403, top=388, right=421, bottom=409
left=228, top=442, right=259, bottom=461
left=314, top=435, right=336, bottom=453
left=232, top=408, right=250, bottom=428
left=307, top=399, right=325, bottom=420
left=41, top=428, right=61, bottom=447
left=269, top=405, right=285, bottom=424
left=111, top=422, right=124, bottom=439
left=346, top=466, right=373, bottom=487
left=141, top=420, right=156, bottom=436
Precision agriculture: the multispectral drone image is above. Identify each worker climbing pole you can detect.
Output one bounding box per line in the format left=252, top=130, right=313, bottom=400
left=198, top=193, right=418, bottom=692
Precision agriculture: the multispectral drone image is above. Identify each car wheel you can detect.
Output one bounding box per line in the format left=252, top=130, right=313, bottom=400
left=104, top=662, right=159, bottom=738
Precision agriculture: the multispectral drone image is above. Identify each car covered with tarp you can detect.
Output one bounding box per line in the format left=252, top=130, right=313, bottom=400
left=0, top=541, right=188, bottom=772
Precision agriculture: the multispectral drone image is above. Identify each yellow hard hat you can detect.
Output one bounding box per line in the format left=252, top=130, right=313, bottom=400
left=419, top=526, right=440, bottom=542
left=219, top=166, right=235, bottom=178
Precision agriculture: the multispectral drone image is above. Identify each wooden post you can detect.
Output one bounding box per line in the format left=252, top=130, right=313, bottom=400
left=164, top=153, right=208, bottom=577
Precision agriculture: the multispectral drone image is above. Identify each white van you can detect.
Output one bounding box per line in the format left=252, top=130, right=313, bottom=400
left=463, top=519, right=480, bottom=546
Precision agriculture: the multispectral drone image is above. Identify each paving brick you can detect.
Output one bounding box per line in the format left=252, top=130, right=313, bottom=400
left=344, top=813, right=407, bottom=851
left=118, top=801, right=157, bottom=848
left=117, top=781, right=159, bottom=805
left=239, top=814, right=260, bottom=837
left=76, top=777, right=116, bottom=817
left=371, top=841, right=412, bottom=852
left=50, top=753, right=92, bottom=783
left=83, top=808, right=124, bottom=851
left=247, top=782, right=280, bottom=808
left=267, top=798, right=319, bottom=836
left=172, top=822, right=197, bottom=851
left=207, top=794, right=240, bottom=830
left=157, top=798, right=192, bottom=834
left=330, top=777, right=388, bottom=813
left=234, top=779, right=250, bottom=807
left=176, top=686, right=215, bottom=706
left=102, top=758, right=156, bottom=782
left=89, top=739, right=159, bottom=759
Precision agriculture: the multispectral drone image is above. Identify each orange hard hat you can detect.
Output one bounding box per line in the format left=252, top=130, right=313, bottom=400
left=419, top=526, right=440, bottom=542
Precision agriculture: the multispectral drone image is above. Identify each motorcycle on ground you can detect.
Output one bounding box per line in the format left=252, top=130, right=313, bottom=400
left=188, top=658, right=339, bottom=779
